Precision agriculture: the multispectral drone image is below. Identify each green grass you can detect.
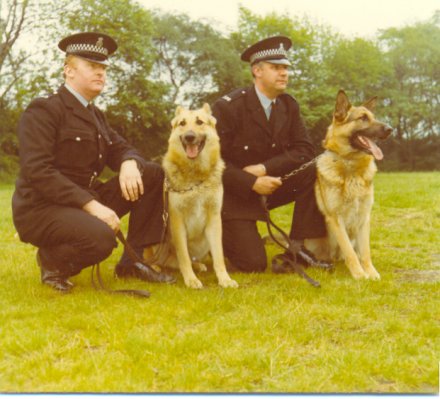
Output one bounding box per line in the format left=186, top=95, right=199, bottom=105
left=0, top=172, right=439, bottom=393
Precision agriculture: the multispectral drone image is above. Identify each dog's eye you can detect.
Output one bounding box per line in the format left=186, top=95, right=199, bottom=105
left=360, top=115, right=369, bottom=122
left=196, top=118, right=204, bottom=126
left=179, top=120, right=186, bottom=127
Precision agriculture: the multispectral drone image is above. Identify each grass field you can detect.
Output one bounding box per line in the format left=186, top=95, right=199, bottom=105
left=0, top=172, right=439, bottom=393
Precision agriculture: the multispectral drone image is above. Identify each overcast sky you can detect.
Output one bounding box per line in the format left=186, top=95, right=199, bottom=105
left=138, top=0, right=439, bottom=38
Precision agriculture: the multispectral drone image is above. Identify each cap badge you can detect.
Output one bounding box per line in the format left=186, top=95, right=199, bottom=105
left=96, top=37, right=104, bottom=48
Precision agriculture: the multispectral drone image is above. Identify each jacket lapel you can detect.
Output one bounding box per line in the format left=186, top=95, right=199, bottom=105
left=272, top=98, right=288, bottom=139
left=246, top=86, right=272, bottom=137
left=57, top=85, right=96, bottom=126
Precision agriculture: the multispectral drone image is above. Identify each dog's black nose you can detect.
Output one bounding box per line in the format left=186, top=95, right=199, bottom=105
left=384, top=124, right=393, bottom=138
left=183, top=131, right=196, bottom=143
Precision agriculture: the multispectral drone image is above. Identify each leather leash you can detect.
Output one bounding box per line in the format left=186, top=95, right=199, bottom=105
left=261, top=196, right=321, bottom=288
left=90, top=231, right=152, bottom=299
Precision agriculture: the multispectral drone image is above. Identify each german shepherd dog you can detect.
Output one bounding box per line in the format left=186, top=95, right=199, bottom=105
left=305, top=90, right=392, bottom=279
left=156, top=104, right=238, bottom=289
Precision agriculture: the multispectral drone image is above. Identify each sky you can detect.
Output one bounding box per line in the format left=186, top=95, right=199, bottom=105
left=138, top=0, right=439, bottom=38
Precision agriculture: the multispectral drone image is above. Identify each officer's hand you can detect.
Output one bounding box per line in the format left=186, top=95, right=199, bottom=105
left=119, top=159, right=144, bottom=201
left=83, top=200, right=120, bottom=232
left=243, top=164, right=266, bottom=177
left=252, top=176, right=282, bottom=195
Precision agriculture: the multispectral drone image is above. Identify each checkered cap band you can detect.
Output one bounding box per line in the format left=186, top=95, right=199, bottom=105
left=250, top=46, right=288, bottom=64
left=66, top=43, right=108, bottom=56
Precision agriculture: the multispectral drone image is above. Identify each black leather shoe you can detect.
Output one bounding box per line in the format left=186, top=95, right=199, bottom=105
left=296, top=246, right=334, bottom=270
left=115, top=262, right=176, bottom=284
left=37, top=253, right=73, bottom=293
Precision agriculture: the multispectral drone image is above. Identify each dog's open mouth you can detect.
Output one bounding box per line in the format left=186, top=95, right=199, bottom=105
left=180, top=133, right=206, bottom=159
left=351, top=134, right=384, bottom=160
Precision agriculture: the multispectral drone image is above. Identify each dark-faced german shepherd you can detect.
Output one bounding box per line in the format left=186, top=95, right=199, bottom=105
left=306, top=90, right=392, bottom=279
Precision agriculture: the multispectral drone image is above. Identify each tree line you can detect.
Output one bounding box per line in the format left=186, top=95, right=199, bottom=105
left=1, top=0, right=439, bottom=180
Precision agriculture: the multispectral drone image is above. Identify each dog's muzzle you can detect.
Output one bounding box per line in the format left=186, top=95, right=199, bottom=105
left=180, top=131, right=206, bottom=159
left=350, top=124, right=392, bottom=160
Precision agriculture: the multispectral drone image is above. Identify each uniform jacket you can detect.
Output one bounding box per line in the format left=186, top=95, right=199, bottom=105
left=212, top=86, right=315, bottom=221
left=12, top=85, right=145, bottom=236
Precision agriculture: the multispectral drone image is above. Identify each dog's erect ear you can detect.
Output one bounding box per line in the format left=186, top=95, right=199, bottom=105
left=208, top=114, right=217, bottom=127
left=362, top=96, right=378, bottom=112
left=172, top=106, right=185, bottom=128
left=175, top=106, right=185, bottom=116
left=202, top=103, right=212, bottom=115
left=201, top=103, right=217, bottom=127
left=171, top=116, right=178, bottom=128
left=334, top=90, right=351, bottom=122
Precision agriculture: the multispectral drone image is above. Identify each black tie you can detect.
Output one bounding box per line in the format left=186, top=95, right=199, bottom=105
left=269, top=101, right=277, bottom=131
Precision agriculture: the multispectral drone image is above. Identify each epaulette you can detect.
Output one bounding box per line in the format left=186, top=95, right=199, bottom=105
left=221, top=87, right=248, bottom=103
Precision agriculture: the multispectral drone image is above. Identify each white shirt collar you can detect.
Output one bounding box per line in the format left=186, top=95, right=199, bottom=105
left=64, top=83, right=89, bottom=108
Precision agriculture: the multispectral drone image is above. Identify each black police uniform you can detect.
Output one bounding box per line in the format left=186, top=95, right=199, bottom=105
left=11, top=32, right=172, bottom=291
left=212, top=87, right=327, bottom=272
left=12, top=84, right=164, bottom=277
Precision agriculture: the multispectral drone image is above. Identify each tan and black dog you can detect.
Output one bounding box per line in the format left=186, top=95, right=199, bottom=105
left=153, top=104, right=238, bottom=289
left=306, top=90, right=392, bottom=279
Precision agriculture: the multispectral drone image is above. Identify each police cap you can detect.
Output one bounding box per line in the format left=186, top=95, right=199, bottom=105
left=58, top=32, right=118, bottom=66
left=241, top=36, right=292, bottom=66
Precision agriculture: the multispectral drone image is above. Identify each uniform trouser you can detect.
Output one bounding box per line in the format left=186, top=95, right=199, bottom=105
left=222, top=164, right=326, bottom=273
left=24, top=163, right=164, bottom=277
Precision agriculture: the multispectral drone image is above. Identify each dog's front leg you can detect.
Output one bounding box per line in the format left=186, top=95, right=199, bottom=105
left=326, top=216, right=368, bottom=279
left=170, top=210, right=203, bottom=289
left=205, top=214, right=238, bottom=288
left=356, top=216, right=380, bottom=280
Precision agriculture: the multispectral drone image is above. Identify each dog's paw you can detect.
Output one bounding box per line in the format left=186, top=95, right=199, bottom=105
left=366, top=269, right=381, bottom=280
left=351, top=269, right=369, bottom=280
left=219, top=278, right=239, bottom=288
left=184, top=277, right=203, bottom=289
left=362, top=263, right=381, bottom=280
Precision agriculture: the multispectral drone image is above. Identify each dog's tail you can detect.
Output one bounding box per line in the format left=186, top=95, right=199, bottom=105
left=144, top=234, right=173, bottom=268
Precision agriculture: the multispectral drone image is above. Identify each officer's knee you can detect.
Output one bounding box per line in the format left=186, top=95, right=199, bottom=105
left=80, top=223, right=117, bottom=266
left=93, top=226, right=117, bottom=261
left=142, top=162, right=164, bottom=184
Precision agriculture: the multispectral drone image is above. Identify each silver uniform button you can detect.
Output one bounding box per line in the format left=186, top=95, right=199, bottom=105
left=99, top=154, right=103, bottom=159
left=75, top=137, right=81, bottom=141
left=244, top=145, right=249, bottom=150
left=272, top=143, right=276, bottom=148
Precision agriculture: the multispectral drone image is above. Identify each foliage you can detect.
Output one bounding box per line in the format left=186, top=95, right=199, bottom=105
left=1, top=172, right=439, bottom=392
left=378, top=14, right=440, bottom=170
left=0, top=0, right=69, bottom=179
left=150, top=11, right=238, bottom=108
left=1, top=1, right=439, bottom=180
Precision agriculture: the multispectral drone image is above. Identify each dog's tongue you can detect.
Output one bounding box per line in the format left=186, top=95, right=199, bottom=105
left=186, top=144, right=199, bottom=159
left=358, top=136, right=383, bottom=160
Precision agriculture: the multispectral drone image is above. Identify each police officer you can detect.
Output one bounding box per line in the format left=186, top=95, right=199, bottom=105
left=212, top=36, right=332, bottom=273
left=12, top=32, right=175, bottom=292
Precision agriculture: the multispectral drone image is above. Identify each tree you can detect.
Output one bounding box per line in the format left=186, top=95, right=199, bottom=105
left=0, top=0, right=68, bottom=178
left=379, top=13, right=440, bottom=169
left=150, top=11, right=239, bottom=108
left=323, top=37, right=393, bottom=104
